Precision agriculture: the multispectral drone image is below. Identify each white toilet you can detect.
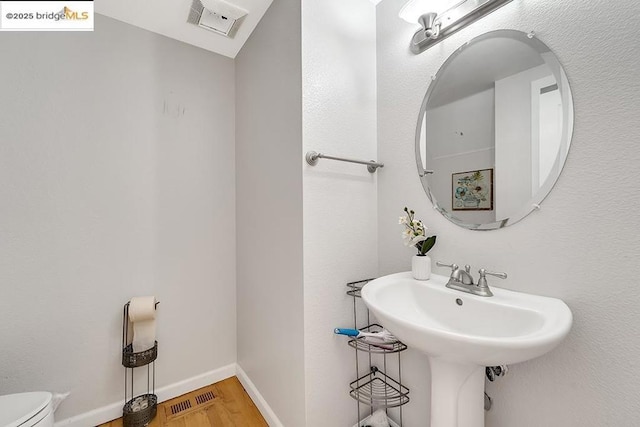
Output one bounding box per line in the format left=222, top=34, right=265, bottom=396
left=0, top=392, right=54, bottom=427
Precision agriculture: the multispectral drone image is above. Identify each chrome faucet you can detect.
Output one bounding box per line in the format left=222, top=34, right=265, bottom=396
left=455, top=264, right=475, bottom=285
left=436, top=262, right=507, bottom=297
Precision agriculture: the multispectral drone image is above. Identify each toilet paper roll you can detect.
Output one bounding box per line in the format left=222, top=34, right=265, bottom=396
left=129, top=296, right=157, bottom=353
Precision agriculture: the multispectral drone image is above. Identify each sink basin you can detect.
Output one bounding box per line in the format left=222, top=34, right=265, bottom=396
left=361, top=272, right=572, bottom=427
left=361, top=272, right=572, bottom=366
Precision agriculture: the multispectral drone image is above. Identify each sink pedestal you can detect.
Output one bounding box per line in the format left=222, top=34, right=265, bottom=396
left=428, top=358, right=485, bottom=427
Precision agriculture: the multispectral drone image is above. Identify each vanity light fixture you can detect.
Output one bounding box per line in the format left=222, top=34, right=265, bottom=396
left=399, top=0, right=514, bottom=54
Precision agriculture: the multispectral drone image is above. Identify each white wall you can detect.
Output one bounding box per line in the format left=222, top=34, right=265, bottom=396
left=0, top=15, right=237, bottom=423
left=495, top=64, right=553, bottom=220
left=377, top=0, right=640, bottom=426
left=302, top=0, right=378, bottom=425
left=427, top=88, right=496, bottom=224
left=235, top=0, right=306, bottom=425
left=427, top=89, right=495, bottom=159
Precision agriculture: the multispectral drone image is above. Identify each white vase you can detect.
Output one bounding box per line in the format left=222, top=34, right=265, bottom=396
left=412, top=254, right=431, bottom=280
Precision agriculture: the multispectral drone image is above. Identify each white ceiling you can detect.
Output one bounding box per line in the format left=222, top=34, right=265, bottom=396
left=96, top=0, right=273, bottom=58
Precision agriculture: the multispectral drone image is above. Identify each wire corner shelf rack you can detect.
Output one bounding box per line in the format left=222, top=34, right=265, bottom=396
left=345, top=279, right=409, bottom=426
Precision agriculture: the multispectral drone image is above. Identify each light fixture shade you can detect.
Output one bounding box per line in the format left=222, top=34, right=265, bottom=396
left=399, top=0, right=464, bottom=23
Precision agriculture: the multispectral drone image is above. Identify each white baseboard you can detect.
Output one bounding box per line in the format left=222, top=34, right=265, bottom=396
left=54, top=363, right=236, bottom=427
left=236, top=365, right=284, bottom=427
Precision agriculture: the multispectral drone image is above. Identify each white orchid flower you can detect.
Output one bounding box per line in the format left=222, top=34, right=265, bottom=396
left=404, top=234, right=427, bottom=246
left=410, top=235, right=427, bottom=245
left=399, top=207, right=435, bottom=254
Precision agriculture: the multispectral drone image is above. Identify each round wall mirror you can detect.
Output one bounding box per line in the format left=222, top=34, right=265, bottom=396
left=416, top=30, right=574, bottom=230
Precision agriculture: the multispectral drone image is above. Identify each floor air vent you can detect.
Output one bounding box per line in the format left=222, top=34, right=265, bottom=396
left=170, top=399, right=192, bottom=415
left=164, top=384, right=217, bottom=420
left=195, top=390, right=215, bottom=405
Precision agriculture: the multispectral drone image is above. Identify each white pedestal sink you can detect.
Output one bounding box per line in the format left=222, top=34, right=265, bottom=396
left=361, top=272, right=572, bottom=427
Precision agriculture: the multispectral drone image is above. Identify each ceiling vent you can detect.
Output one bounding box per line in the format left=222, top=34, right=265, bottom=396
left=187, top=0, right=247, bottom=38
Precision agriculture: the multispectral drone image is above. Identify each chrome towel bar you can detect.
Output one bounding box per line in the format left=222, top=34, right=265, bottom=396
left=305, top=151, right=384, bottom=173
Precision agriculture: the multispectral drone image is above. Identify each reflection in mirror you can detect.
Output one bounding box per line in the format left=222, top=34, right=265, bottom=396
left=416, top=30, right=574, bottom=230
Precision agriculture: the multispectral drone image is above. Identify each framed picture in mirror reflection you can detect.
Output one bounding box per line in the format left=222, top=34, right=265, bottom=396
left=452, top=169, right=493, bottom=211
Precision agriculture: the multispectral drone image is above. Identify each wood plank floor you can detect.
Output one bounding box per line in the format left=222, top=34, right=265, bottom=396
left=100, top=377, right=267, bottom=427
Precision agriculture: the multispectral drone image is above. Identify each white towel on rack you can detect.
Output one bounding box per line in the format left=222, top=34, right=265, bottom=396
left=366, top=409, right=390, bottom=427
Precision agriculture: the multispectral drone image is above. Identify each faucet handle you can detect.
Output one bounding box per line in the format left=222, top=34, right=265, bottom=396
left=475, top=269, right=506, bottom=297
left=478, top=269, right=507, bottom=280
left=437, top=262, right=459, bottom=280
left=477, top=269, right=507, bottom=293
left=436, top=261, right=458, bottom=271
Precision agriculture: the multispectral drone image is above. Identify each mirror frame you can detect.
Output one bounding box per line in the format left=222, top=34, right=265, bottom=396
left=415, top=30, right=574, bottom=230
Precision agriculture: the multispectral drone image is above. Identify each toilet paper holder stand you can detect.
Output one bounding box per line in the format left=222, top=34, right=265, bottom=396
left=122, top=300, right=160, bottom=427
